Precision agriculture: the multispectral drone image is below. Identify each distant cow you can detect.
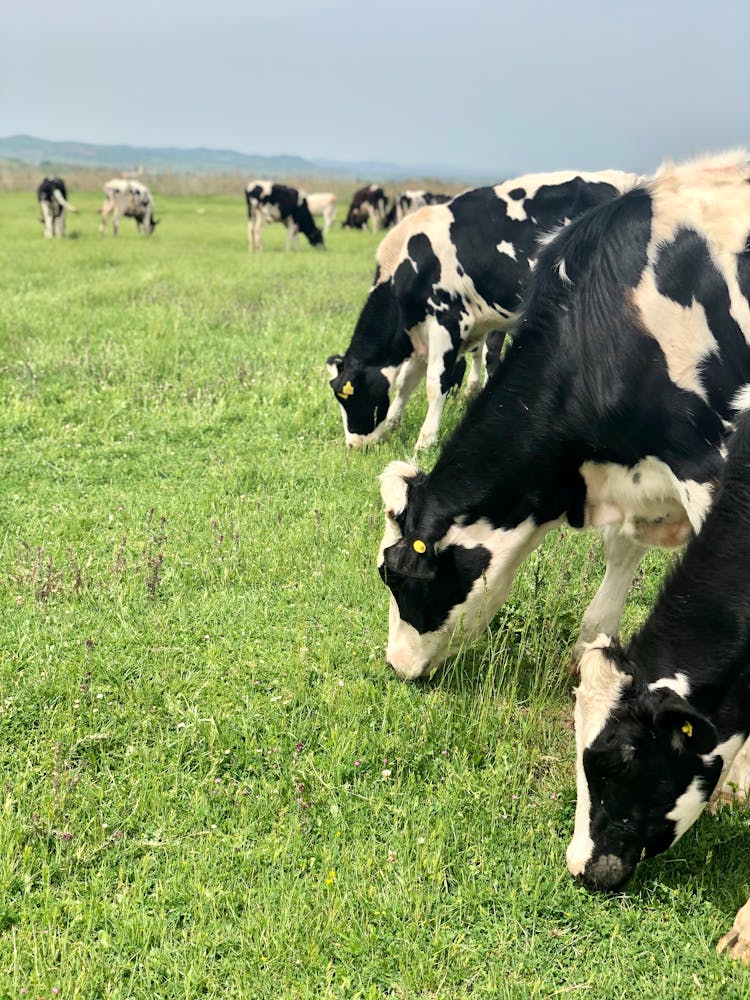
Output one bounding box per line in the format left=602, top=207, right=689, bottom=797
left=305, top=192, right=337, bottom=233
left=245, top=181, right=324, bottom=252
left=37, top=177, right=76, bottom=238
left=342, top=185, right=389, bottom=231
left=568, top=410, right=750, bottom=961
left=328, top=170, right=636, bottom=451
left=384, top=190, right=452, bottom=227
left=99, top=179, right=158, bottom=236
left=376, top=151, right=750, bottom=681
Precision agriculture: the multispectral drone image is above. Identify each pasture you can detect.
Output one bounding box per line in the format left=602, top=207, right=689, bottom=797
left=0, top=188, right=749, bottom=998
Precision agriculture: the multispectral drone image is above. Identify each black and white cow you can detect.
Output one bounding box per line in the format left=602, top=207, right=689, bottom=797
left=245, top=181, right=324, bottom=252
left=342, top=185, right=389, bottom=231
left=37, top=177, right=76, bottom=238
left=567, top=409, right=750, bottom=961
left=383, top=190, right=452, bottom=228
left=99, top=179, right=158, bottom=236
left=305, top=192, right=337, bottom=233
left=328, top=170, right=637, bottom=451
left=377, top=151, right=750, bottom=680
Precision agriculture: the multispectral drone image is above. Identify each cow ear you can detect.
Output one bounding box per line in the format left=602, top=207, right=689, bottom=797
left=652, top=690, right=717, bottom=755
left=383, top=537, right=437, bottom=582
left=378, top=460, right=420, bottom=515
left=326, top=354, right=344, bottom=379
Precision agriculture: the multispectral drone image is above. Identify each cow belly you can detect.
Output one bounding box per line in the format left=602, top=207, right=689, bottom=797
left=580, top=457, right=711, bottom=548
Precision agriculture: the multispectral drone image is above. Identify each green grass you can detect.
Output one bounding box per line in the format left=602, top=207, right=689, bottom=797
left=0, top=190, right=749, bottom=999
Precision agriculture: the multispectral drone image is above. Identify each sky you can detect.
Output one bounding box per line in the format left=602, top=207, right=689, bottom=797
left=2, top=0, right=748, bottom=178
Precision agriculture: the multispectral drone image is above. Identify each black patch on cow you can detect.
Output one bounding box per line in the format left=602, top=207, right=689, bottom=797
left=448, top=178, right=625, bottom=321
left=738, top=237, right=750, bottom=309
left=380, top=540, right=491, bottom=634
left=655, top=228, right=750, bottom=419
left=37, top=177, right=68, bottom=217
left=508, top=187, right=525, bottom=200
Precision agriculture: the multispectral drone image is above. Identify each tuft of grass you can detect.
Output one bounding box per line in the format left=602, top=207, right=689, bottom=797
left=0, top=190, right=748, bottom=998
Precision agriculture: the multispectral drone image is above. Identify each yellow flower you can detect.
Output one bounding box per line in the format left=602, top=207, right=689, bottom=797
left=325, top=869, right=336, bottom=887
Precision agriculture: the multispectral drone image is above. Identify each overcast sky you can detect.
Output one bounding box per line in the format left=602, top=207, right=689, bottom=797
left=2, top=0, right=748, bottom=177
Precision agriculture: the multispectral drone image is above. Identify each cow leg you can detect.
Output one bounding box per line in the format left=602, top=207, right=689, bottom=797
left=286, top=221, right=299, bottom=251
left=56, top=210, right=66, bottom=238
left=99, top=204, right=109, bottom=237
left=717, top=897, right=750, bottom=962
left=374, top=354, right=427, bottom=441
left=716, top=737, right=750, bottom=804
left=41, top=201, right=53, bottom=238
left=415, top=329, right=457, bottom=451
left=464, top=348, right=484, bottom=399
left=573, top=525, right=647, bottom=661
left=112, top=210, right=121, bottom=237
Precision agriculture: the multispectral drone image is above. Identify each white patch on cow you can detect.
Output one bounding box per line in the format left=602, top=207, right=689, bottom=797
left=567, top=636, right=633, bottom=876
left=666, top=775, right=708, bottom=841
left=731, top=384, right=750, bottom=413
left=557, top=258, right=571, bottom=285
left=580, top=457, right=701, bottom=547
left=505, top=198, right=527, bottom=222
left=382, top=515, right=559, bottom=679
left=632, top=270, right=717, bottom=402
left=496, top=241, right=517, bottom=260
left=378, top=461, right=418, bottom=521
left=649, top=672, right=691, bottom=698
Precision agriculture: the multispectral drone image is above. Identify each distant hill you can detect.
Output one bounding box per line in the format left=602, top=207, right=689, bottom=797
left=0, top=134, right=482, bottom=183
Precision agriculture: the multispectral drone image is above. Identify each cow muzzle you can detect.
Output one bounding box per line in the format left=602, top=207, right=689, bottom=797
left=576, top=853, right=630, bottom=892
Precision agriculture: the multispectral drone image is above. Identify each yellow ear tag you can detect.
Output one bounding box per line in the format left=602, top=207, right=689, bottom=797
left=337, top=380, right=354, bottom=401
left=681, top=721, right=693, bottom=738
left=413, top=539, right=426, bottom=554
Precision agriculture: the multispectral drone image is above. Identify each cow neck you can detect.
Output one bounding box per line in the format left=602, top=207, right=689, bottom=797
left=627, top=457, right=750, bottom=733
left=421, top=328, right=578, bottom=538
left=347, top=281, right=411, bottom=368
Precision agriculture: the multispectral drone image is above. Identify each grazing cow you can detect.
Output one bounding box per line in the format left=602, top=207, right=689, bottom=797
left=305, top=192, right=337, bottom=233
left=245, top=181, right=324, bottom=252
left=342, top=185, right=389, bottom=231
left=567, top=410, right=750, bottom=961
left=377, top=151, right=750, bottom=680
left=328, top=170, right=636, bottom=451
left=37, top=177, right=76, bottom=238
left=99, top=179, right=158, bottom=236
left=383, top=190, right=452, bottom=228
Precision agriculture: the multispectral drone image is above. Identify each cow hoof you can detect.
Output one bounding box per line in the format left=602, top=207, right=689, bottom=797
left=717, top=902, right=750, bottom=962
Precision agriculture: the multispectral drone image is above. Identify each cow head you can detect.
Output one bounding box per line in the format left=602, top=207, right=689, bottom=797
left=377, top=462, right=554, bottom=679
left=308, top=226, right=324, bottom=248
left=327, top=355, right=391, bottom=447
left=567, top=635, right=722, bottom=892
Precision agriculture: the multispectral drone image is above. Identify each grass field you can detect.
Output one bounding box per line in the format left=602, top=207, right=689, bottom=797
left=1, top=189, right=749, bottom=999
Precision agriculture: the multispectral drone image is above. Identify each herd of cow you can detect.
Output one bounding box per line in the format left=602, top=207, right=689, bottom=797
left=36, top=153, right=750, bottom=960
left=36, top=175, right=444, bottom=244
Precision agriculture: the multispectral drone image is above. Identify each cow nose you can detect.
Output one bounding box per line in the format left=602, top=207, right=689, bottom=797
left=386, top=646, right=431, bottom=681
left=578, top=854, right=627, bottom=892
